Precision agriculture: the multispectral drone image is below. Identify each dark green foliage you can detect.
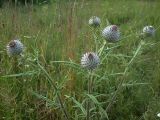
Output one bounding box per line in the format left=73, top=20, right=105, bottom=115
left=14, top=0, right=51, bottom=4
left=0, top=0, right=50, bottom=7
left=0, top=0, right=4, bottom=7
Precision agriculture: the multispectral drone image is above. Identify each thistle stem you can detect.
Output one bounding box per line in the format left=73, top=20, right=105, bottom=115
left=106, top=41, right=143, bottom=112
left=87, top=71, right=93, bottom=120
left=37, top=62, right=69, bottom=120
left=94, top=33, right=98, bottom=53
left=98, top=41, right=107, bottom=56
left=12, top=56, right=19, bottom=73
left=12, top=56, right=23, bottom=102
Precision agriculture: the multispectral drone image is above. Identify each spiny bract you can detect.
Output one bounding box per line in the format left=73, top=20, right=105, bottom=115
left=102, top=25, right=120, bottom=42
left=88, top=16, right=101, bottom=27
left=81, top=52, right=100, bottom=70
left=143, top=25, right=155, bottom=37
left=6, top=39, right=24, bottom=57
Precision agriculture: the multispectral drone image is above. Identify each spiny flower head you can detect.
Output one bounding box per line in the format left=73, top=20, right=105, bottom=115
left=81, top=52, right=100, bottom=70
left=143, top=25, right=155, bottom=37
left=6, top=39, right=24, bottom=57
left=102, top=25, right=120, bottom=42
left=89, top=16, right=101, bottom=27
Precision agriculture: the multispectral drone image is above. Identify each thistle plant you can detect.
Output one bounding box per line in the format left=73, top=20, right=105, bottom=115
left=81, top=52, right=100, bottom=120
left=6, top=39, right=24, bottom=72
left=6, top=39, right=25, bottom=104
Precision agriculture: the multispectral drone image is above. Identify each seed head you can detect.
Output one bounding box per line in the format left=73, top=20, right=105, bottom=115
left=143, top=25, right=155, bottom=37
left=6, top=39, right=24, bottom=57
left=81, top=52, right=100, bottom=70
left=102, top=25, right=120, bottom=42
left=89, top=16, right=101, bottom=27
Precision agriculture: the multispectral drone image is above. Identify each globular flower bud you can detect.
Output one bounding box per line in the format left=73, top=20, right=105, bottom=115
left=102, top=25, right=120, bottom=42
left=81, top=52, right=100, bottom=70
left=6, top=39, right=24, bottom=57
left=89, top=16, right=101, bottom=27
left=143, top=25, right=155, bottom=37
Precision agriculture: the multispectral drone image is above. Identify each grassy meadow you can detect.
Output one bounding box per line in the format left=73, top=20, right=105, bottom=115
left=0, top=0, right=160, bottom=120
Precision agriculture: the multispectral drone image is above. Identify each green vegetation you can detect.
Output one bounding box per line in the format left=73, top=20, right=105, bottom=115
left=0, top=0, right=50, bottom=6
left=0, top=0, right=160, bottom=120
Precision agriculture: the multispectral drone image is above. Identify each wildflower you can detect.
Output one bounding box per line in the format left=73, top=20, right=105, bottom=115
left=81, top=52, right=100, bottom=70
left=143, top=25, right=155, bottom=37
left=102, top=25, right=120, bottom=42
left=89, top=16, right=101, bottom=27
left=157, top=113, right=160, bottom=117
left=6, top=39, right=24, bottom=57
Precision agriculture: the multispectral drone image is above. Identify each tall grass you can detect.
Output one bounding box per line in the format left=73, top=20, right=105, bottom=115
left=0, top=0, right=160, bottom=120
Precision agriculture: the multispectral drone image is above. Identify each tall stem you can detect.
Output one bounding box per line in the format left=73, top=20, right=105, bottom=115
left=98, top=41, right=107, bottom=56
left=37, top=62, right=69, bottom=120
left=106, top=41, right=143, bottom=112
left=12, top=57, right=23, bottom=101
left=87, top=71, right=93, bottom=120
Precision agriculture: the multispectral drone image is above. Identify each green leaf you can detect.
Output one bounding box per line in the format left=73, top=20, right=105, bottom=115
left=29, top=90, right=58, bottom=107
left=86, top=94, right=109, bottom=119
left=1, top=71, right=39, bottom=78
left=71, top=97, right=87, bottom=116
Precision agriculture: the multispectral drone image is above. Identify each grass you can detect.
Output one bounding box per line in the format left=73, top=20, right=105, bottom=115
left=0, top=0, right=160, bottom=120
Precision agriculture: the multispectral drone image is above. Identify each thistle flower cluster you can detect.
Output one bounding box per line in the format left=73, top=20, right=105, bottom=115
left=4, top=17, right=155, bottom=73
left=6, top=39, right=24, bottom=57
left=89, top=16, right=101, bottom=27
left=86, top=16, right=156, bottom=70
left=81, top=52, right=100, bottom=70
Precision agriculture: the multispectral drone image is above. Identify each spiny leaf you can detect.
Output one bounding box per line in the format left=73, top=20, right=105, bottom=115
left=65, top=95, right=87, bottom=116
left=72, top=97, right=87, bottom=116
left=86, top=94, right=109, bottom=119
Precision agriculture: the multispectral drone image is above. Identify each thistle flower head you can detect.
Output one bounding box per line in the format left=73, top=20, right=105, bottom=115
left=143, top=25, right=155, bottom=37
left=81, top=52, right=100, bottom=70
left=102, top=25, right=120, bottom=42
left=6, top=39, right=24, bottom=57
left=88, top=16, right=101, bottom=27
